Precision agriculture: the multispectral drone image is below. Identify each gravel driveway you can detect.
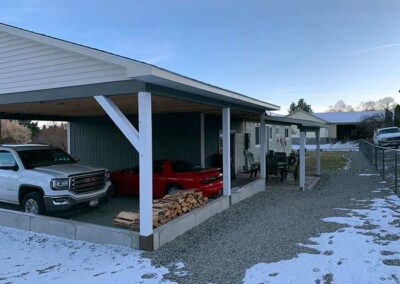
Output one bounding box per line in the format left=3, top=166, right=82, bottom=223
left=145, top=152, right=392, bottom=284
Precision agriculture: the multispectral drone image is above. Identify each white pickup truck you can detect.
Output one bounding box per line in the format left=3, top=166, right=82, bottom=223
left=373, top=127, right=400, bottom=147
left=0, top=144, right=113, bottom=215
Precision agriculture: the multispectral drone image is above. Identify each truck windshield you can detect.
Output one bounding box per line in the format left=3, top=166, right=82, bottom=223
left=379, top=128, right=400, bottom=135
left=17, top=148, right=76, bottom=169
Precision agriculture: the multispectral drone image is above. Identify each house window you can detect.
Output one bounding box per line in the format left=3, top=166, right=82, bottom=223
left=285, top=128, right=289, bottom=138
left=269, top=127, right=273, bottom=139
left=255, top=126, right=260, bottom=145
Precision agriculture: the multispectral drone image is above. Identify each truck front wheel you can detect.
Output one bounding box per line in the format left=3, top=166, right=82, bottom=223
left=22, top=192, right=46, bottom=215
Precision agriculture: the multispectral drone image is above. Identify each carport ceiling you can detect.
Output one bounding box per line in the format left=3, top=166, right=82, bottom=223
left=0, top=94, right=261, bottom=120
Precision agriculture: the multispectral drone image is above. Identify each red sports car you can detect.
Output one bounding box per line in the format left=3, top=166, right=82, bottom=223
left=110, top=160, right=223, bottom=198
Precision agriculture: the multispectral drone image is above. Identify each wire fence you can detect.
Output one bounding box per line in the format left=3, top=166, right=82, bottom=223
left=359, top=139, right=399, bottom=196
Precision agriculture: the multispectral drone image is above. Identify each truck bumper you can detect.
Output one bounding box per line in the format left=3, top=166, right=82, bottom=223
left=44, top=185, right=113, bottom=212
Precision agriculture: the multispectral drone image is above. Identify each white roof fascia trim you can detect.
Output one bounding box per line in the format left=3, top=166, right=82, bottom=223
left=143, top=66, right=280, bottom=110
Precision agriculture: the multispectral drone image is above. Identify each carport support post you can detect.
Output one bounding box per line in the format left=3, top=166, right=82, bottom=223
left=315, top=130, right=321, bottom=176
left=200, top=113, right=205, bottom=168
left=67, top=122, right=71, bottom=154
left=138, top=92, right=153, bottom=250
left=260, top=113, right=266, bottom=178
left=222, top=108, right=231, bottom=196
left=299, top=130, right=306, bottom=190
left=94, top=93, right=153, bottom=251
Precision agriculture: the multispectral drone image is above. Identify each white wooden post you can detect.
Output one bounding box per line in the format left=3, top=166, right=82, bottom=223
left=299, top=130, right=306, bottom=190
left=222, top=108, right=231, bottom=196
left=200, top=113, right=205, bottom=168
left=260, top=113, right=266, bottom=178
left=315, top=130, right=321, bottom=176
left=94, top=93, right=153, bottom=250
left=138, top=91, right=153, bottom=238
left=67, top=122, right=71, bottom=154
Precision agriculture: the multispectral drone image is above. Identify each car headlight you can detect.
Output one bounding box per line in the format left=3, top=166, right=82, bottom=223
left=50, top=178, right=70, bottom=190
left=380, top=137, right=387, bottom=142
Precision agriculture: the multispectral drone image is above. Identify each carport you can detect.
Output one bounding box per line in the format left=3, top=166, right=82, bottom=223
left=263, top=115, right=327, bottom=190
left=0, top=23, right=279, bottom=250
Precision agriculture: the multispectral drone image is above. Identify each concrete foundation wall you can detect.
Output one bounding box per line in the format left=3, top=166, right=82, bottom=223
left=0, top=209, right=140, bottom=249
left=0, top=178, right=265, bottom=251
left=153, top=177, right=265, bottom=249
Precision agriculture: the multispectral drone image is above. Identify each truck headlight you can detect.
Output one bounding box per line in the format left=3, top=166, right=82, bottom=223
left=50, top=178, right=70, bottom=190
left=380, top=138, right=387, bottom=142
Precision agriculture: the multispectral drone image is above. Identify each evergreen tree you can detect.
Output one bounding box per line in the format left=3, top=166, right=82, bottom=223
left=288, top=98, right=312, bottom=113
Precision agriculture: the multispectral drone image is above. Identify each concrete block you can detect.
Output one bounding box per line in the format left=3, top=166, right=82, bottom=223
left=238, top=188, right=252, bottom=201
left=220, top=196, right=230, bottom=211
left=231, top=192, right=240, bottom=205
left=159, top=213, right=196, bottom=246
left=30, top=215, right=76, bottom=240
left=152, top=230, right=160, bottom=250
left=0, top=209, right=30, bottom=230
left=253, top=179, right=265, bottom=193
left=76, top=223, right=131, bottom=247
left=131, top=231, right=140, bottom=249
left=195, top=200, right=220, bottom=225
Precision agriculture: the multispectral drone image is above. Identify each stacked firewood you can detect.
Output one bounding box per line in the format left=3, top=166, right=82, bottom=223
left=113, top=190, right=208, bottom=230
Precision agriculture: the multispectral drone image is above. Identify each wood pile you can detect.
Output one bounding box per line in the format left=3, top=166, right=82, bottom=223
left=113, top=190, right=208, bottom=230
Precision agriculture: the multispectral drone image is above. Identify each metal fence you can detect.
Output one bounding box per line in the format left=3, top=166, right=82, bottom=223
left=359, top=139, right=399, bottom=196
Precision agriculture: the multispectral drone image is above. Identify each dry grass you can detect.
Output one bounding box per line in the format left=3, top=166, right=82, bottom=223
left=306, top=151, right=347, bottom=173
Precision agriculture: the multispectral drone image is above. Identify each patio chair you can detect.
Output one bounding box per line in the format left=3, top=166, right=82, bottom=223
left=286, top=153, right=299, bottom=182
left=275, top=152, right=288, bottom=181
left=246, top=152, right=260, bottom=179
left=266, top=154, right=281, bottom=182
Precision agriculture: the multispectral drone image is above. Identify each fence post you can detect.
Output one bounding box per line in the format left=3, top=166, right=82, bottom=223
left=395, top=151, right=398, bottom=195
left=375, top=147, right=378, bottom=171
left=370, top=144, right=373, bottom=163
left=382, top=149, right=385, bottom=180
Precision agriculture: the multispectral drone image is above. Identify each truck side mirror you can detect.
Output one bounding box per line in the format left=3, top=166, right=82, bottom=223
left=0, top=163, right=19, bottom=171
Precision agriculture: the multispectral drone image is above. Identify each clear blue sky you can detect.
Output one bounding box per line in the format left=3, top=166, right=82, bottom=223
left=1, top=0, right=399, bottom=113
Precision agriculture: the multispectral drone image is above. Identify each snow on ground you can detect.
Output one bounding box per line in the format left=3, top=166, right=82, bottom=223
left=0, top=227, right=179, bottom=284
left=292, top=141, right=359, bottom=152
left=243, top=187, right=400, bottom=284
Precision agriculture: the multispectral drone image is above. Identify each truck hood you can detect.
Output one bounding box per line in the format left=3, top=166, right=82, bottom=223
left=29, top=163, right=105, bottom=178
left=379, top=133, right=400, bottom=139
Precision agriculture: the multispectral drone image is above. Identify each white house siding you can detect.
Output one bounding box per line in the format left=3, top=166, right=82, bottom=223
left=230, top=120, right=292, bottom=174
left=0, top=31, right=128, bottom=94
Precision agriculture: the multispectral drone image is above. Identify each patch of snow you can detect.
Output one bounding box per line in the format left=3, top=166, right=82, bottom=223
left=359, top=173, right=380, bottom=176
left=0, top=227, right=176, bottom=284
left=341, top=155, right=352, bottom=170
left=243, top=188, right=400, bottom=284
left=292, top=142, right=359, bottom=152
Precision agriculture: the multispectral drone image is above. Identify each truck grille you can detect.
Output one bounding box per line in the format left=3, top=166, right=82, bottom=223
left=70, top=171, right=106, bottom=193
left=387, top=137, right=400, bottom=141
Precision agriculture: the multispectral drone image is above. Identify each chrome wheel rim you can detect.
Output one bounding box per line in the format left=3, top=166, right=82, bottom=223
left=25, top=199, right=39, bottom=214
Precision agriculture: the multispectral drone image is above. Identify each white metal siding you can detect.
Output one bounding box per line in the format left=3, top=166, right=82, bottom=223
left=0, top=31, right=128, bottom=94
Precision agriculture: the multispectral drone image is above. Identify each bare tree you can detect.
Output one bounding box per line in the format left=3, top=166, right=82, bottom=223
left=358, top=96, right=397, bottom=111
left=0, top=120, right=32, bottom=144
left=376, top=97, right=396, bottom=110
left=358, top=112, right=387, bottom=138
left=327, top=100, right=354, bottom=112
left=32, top=123, right=67, bottom=151
left=358, top=100, right=377, bottom=111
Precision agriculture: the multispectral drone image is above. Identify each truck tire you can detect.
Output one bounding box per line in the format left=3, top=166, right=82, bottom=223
left=22, top=192, right=46, bottom=215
